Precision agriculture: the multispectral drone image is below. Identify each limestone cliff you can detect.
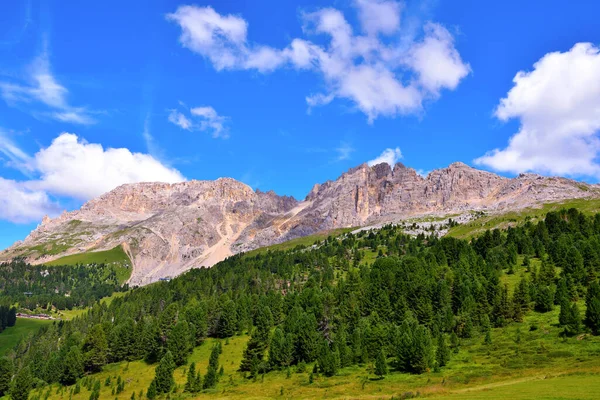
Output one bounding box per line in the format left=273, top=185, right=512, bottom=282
left=2, top=163, right=597, bottom=285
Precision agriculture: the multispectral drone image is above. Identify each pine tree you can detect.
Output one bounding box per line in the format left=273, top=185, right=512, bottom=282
left=217, top=300, right=238, bottom=338
left=0, top=357, right=13, bottom=397
left=585, top=282, right=600, bottom=335
left=374, top=349, right=387, bottom=377
left=185, top=363, right=196, bottom=392
left=167, top=320, right=192, bottom=366
left=143, top=318, right=163, bottom=364
left=534, top=285, right=554, bottom=312
left=83, top=324, right=108, bottom=373
left=154, top=351, right=175, bottom=394
left=61, top=345, right=84, bottom=385
left=512, top=277, right=529, bottom=322
left=435, top=334, right=450, bottom=368
left=10, top=367, right=32, bottom=400
left=239, top=306, right=272, bottom=373
left=146, top=380, right=157, bottom=400
left=203, top=344, right=220, bottom=389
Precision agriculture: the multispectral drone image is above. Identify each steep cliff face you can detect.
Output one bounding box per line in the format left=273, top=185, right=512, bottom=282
left=2, top=163, right=598, bottom=284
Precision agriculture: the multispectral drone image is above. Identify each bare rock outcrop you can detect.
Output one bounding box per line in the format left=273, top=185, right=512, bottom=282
left=2, top=162, right=598, bottom=284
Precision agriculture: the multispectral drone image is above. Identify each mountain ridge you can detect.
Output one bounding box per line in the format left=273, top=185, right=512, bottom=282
left=2, top=162, right=598, bottom=285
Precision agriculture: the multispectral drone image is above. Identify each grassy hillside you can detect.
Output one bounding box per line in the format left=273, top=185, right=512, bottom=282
left=44, top=245, right=132, bottom=283
left=32, top=306, right=600, bottom=399
left=0, top=318, right=52, bottom=356
left=447, top=198, right=600, bottom=239
left=243, top=227, right=356, bottom=256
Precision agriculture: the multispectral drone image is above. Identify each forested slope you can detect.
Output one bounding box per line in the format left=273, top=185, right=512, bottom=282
left=4, top=208, right=600, bottom=399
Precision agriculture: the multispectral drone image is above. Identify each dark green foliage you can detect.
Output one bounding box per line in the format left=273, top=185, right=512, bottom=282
left=435, top=334, right=450, bottom=368
left=83, top=324, right=108, bottom=373
left=374, top=349, right=388, bottom=377
left=239, top=306, right=272, bottom=374
left=8, top=206, right=600, bottom=387
left=395, top=316, right=433, bottom=374
left=203, top=344, right=220, bottom=389
left=61, top=346, right=84, bottom=385
left=559, top=301, right=582, bottom=337
left=0, top=357, right=13, bottom=397
left=154, top=351, right=175, bottom=394
left=585, top=282, right=600, bottom=335
left=146, top=380, right=157, bottom=400
left=10, top=367, right=32, bottom=400
left=0, top=306, right=17, bottom=333
left=317, top=341, right=339, bottom=377
left=167, top=320, right=192, bottom=366
left=0, top=260, right=127, bottom=311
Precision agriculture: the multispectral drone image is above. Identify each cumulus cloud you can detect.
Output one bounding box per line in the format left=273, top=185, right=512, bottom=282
left=0, top=132, right=186, bottom=222
left=168, top=104, right=229, bottom=138
left=167, top=1, right=470, bottom=122
left=0, top=178, right=60, bottom=223
left=367, top=147, right=402, bottom=166
left=475, top=43, right=600, bottom=178
left=25, top=133, right=185, bottom=200
left=0, top=53, right=96, bottom=125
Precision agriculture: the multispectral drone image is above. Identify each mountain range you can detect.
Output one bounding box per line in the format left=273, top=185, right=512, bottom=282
left=2, top=162, right=598, bottom=285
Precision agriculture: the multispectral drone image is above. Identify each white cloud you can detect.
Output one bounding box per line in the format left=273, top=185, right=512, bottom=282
left=168, top=109, right=193, bottom=130
left=23, top=133, right=185, bottom=200
left=0, top=53, right=96, bottom=125
left=335, top=142, right=355, bottom=161
left=167, top=2, right=470, bottom=122
left=168, top=104, right=229, bottom=138
left=0, top=177, right=60, bottom=223
left=367, top=147, right=402, bottom=166
left=475, top=43, right=600, bottom=177
left=355, top=0, right=401, bottom=36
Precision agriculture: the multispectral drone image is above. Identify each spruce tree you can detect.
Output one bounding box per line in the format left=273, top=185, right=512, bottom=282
left=83, top=324, right=108, bottom=373
left=585, top=282, right=600, bottom=335
left=10, top=367, right=32, bottom=400
left=185, top=363, right=196, bottom=392
left=374, top=349, right=387, bottom=377
left=146, top=380, right=157, bottom=400
left=154, top=351, right=175, bottom=394
left=0, top=357, right=13, bottom=397
left=203, top=344, right=220, bottom=389
left=62, top=345, right=84, bottom=385
left=167, top=320, right=192, bottom=366
left=239, top=306, right=272, bottom=373
left=435, top=334, right=450, bottom=368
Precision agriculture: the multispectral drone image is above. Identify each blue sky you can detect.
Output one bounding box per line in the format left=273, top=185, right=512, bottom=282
left=1, top=0, right=600, bottom=249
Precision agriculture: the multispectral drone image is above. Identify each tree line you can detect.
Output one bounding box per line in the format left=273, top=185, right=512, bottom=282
left=3, top=208, right=600, bottom=398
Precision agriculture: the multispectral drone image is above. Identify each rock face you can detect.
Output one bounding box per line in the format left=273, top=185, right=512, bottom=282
left=2, top=162, right=598, bottom=285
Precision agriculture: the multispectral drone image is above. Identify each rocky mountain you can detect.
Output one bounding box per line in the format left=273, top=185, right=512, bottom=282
left=2, top=162, right=598, bottom=285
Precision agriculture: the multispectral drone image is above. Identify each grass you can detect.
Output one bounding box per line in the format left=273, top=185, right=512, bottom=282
left=244, top=228, right=356, bottom=257
left=32, top=302, right=600, bottom=400
left=44, top=245, right=132, bottom=284
left=447, top=198, right=600, bottom=239
left=0, top=318, right=52, bottom=356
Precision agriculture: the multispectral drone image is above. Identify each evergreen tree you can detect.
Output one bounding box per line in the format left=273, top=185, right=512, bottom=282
left=0, top=357, right=13, bottom=397
left=143, top=318, right=163, bottom=364
left=534, top=285, right=554, bottom=312
left=395, top=316, right=433, bottom=374
left=10, top=367, right=32, bottom=400
left=185, top=363, right=196, bottom=392
left=216, top=300, right=238, bottom=338
left=146, top=380, right=157, bottom=400
left=167, top=320, right=192, bottom=366
left=268, top=328, right=293, bottom=369
left=203, top=344, right=220, bottom=389
left=435, top=334, right=450, bottom=368
left=61, top=346, right=84, bottom=385
left=83, top=324, right=108, bottom=373
left=585, top=282, right=600, bottom=335
left=374, top=349, right=387, bottom=377
left=239, top=306, right=272, bottom=373
left=512, top=277, right=529, bottom=322
left=154, top=351, right=175, bottom=394
left=317, top=341, right=339, bottom=377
